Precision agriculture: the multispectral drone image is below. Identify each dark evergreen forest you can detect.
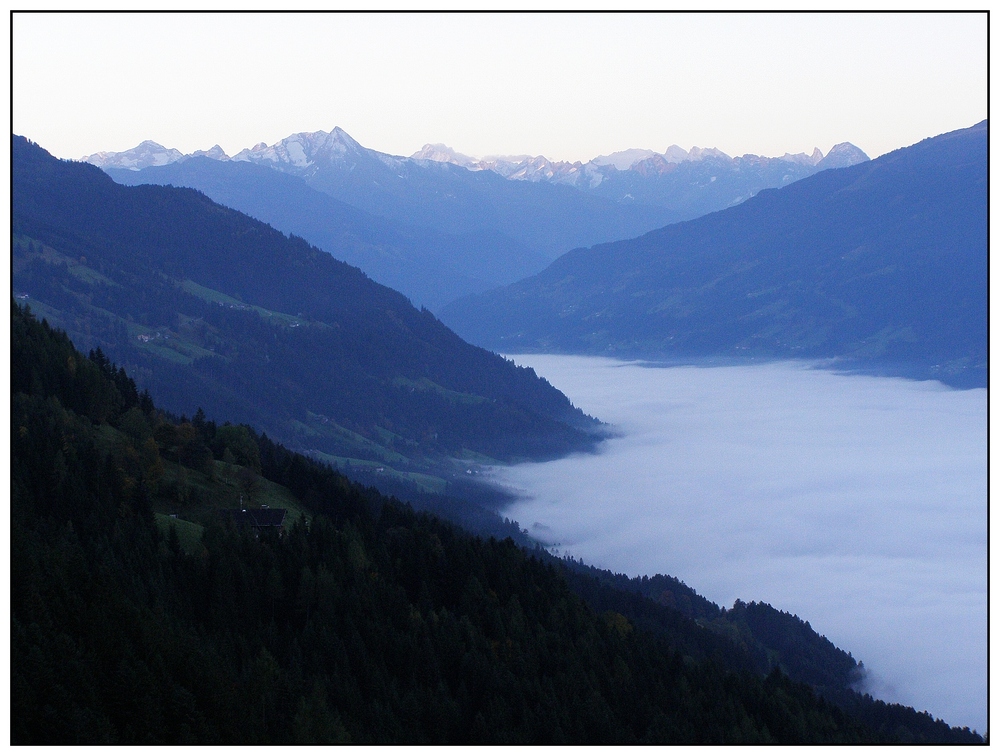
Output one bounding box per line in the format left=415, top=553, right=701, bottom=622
left=11, top=303, right=983, bottom=744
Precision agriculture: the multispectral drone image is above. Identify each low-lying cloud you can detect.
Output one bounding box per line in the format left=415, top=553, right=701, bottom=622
left=495, top=356, right=986, bottom=734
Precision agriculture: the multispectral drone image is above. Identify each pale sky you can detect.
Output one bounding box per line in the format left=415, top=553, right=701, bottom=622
left=12, top=12, right=988, bottom=163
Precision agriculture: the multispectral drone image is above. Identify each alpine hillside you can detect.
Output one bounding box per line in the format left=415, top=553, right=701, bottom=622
left=441, top=122, right=986, bottom=388
left=13, top=136, right=604, bottom=498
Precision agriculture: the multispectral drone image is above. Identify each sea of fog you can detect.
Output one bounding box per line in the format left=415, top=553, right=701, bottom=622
left=495, top=355, right=986, bottom=734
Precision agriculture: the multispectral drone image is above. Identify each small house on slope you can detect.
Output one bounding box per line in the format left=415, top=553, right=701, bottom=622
left=222, top=507, right=287, bottom=536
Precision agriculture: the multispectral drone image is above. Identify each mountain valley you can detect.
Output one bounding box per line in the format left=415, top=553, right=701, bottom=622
left=11, top=119, right=986, bottom=744
left=11, top=301, right=983, bottom=744
left=12, top=10, right=987, bottom=746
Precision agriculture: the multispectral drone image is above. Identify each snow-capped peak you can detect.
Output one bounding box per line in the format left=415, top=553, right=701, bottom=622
left=410, top=144, right=478, bottom=168
left=686, top=146, right=731, bottom=162
left=590, top=145, right=732, bottom=171
left=82, top=140, right=185, bottom=171
left=191, top=144, right=229, bottom=161
left=662, top=145, right=691, bottom=163
left=591, top=148, right=657, bottom=170
left=778, top=147, right=824, bottom=166
left=816, top=142, right=870, bottom=169
left=230, top=127, right=372, bottom=172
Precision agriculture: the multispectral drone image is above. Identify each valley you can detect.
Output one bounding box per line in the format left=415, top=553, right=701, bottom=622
left=11, top=303, right=984, bottom=743
left=11, top=110, right=986, bottom=746
left=493, top=354, right=987, bottom=733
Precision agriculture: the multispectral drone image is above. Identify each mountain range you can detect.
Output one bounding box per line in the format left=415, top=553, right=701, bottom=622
left=441, top=122, right=987, bottom=388
left=408, top=138, right=867, bottom=195
left=89, top=128, right=867, bottom=311
left=94, top=127, right=676, bottom=257
left=86, top=130, right=868, bottom=201
left=13, top=136, right=603, bottom=498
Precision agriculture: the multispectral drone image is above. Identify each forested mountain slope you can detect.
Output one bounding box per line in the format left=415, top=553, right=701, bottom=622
left=12, top=303, right=982, bottom=744
left=443, top=122, right=986, bottom=388
left=13, top=136, right=602, bottom=488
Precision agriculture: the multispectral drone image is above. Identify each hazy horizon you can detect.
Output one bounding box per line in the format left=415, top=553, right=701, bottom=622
left=496, top=355, right=986, bottom=734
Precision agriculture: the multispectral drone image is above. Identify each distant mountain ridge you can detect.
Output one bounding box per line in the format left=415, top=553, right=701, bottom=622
left=401, top=139, right=868, bottom=222
left=441, top=121, right=986, bottom=388
left=97, top=127, right=677, bottom=260
left=85, top=132, right=869, bottom=188
left=85, top=130, right=869, bottom=216
left=92, top=129, right=679, bottom=311
left=407, top=139, right=867, bottom=188
left=86, top=127, right=867, bottom=312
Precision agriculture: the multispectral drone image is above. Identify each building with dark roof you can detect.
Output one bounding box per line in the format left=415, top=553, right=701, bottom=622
left=222, top=507, right=287, bottom=535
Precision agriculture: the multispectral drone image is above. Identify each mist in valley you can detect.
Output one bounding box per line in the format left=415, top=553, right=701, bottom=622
left=495, top=355, right=986, bottom=734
